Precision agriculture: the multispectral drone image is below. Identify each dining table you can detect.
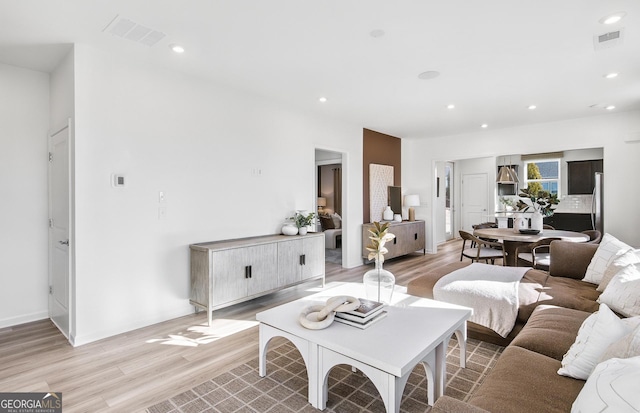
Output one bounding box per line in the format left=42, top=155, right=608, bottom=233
left=472, top=228, right=590, bottom=266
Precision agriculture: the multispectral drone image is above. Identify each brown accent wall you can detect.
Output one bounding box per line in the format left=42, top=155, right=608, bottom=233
left=363, top=128, right=401, bottom=223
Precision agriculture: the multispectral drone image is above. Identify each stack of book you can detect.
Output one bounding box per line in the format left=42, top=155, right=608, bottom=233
left=334, top=298, right=387, bottom=329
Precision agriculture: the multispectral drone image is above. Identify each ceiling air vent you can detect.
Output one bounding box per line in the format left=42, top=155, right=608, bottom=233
left=103, top=15, right=166, bottom=47
left=593, top=29, right=624, bottom=51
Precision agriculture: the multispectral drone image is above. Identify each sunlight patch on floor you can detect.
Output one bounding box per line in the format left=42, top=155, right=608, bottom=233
left=145, top=319, right=259, bottom=347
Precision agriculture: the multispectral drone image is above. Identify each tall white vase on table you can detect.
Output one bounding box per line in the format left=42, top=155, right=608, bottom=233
left=531, top=210, right=544, bottom=233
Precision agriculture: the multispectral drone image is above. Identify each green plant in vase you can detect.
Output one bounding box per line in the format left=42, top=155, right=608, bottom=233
left=516, top=187, right=560, bottom=232
left=289, top=211, right=316, bottom=235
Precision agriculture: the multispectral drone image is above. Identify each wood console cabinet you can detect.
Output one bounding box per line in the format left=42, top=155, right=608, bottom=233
left=361, top=220, right=426, bottom=261
left=190, top=233, right=325, bottom=325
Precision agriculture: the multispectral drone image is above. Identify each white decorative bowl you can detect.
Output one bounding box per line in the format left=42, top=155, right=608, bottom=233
left=282, top=225, right=298, bottom=236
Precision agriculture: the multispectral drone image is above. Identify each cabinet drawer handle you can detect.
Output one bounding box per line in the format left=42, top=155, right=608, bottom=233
left=415, top=233, right=418, bottom=240
left=245, top=265, right=253, bottom=278
left=300, top=254, right=306, bottom=265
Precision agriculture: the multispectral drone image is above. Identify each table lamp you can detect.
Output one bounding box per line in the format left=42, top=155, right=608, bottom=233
left=404, top=195, right=420, bottom=221
left=317, top=197, right=326, bottom=214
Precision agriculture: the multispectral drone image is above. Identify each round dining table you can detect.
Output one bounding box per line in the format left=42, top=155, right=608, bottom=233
left=472, top=228, right=590, bottom=266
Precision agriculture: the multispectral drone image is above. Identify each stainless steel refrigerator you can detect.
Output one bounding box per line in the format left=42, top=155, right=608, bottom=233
left=592, top=172, right=604, bottom=233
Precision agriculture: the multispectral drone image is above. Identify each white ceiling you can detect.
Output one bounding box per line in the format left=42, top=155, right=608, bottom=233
left=1, top=0, right=639, bottom=139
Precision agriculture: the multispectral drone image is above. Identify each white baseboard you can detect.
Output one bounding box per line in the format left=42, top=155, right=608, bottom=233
left=0, top=311, right=49, bottom=329
left=72, top=306, right=194, bottom=347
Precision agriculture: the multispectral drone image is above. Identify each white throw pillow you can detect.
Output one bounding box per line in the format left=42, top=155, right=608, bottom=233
left=332, top=213, right=342, bottom=229
left=571, top=356, right=640, bottom=413
left=597, top=249, right=640, bottom=292
left=599, top=324, right=640, bottom=363
left=558, top=303, right=631, bottom=380
left=583, top=233, right=632, bottom=285
left=598, top=264, right=640, bottom=317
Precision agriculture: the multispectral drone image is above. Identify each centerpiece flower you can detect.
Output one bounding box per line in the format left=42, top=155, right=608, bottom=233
left=516, top=188, right=559, bottom=217
left=516, top=187, right=560, bottom=232
left=363, top=222, right=396, bottom=303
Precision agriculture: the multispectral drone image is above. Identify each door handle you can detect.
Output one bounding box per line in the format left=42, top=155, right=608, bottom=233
left=58, top=240, right=69, bottom=246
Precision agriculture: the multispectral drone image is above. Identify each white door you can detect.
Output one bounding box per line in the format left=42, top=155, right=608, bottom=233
left=49, top=120, right=71, bottom=339
left=445, top=162, right=454, bottom=240
left=461, top=173, right=488, bottom=232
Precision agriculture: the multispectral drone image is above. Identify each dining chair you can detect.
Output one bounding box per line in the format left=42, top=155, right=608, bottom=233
left=581, top=230, right=602, bottom=244
left=515, top=237, right=562, bottom=270
left=543, top=224, right=555, bottom=230
left=459, top=230, right=506, bottom=265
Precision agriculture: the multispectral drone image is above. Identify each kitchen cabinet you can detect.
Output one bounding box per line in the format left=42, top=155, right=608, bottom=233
left=567, top=160, right=603, bottom=194
left=361, top=220, right=426, bottom=261
left=544, top=213, right=592, bottom=232
left=190, top=233, right=325, bottom=325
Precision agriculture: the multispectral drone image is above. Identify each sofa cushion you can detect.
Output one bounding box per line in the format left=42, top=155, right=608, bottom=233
left=598, top=263, right=640, bottom=317
left=549, top=241, right=598, bottom=280
left=558, top=303, right=631, bottom=380
left=597, top=249, right=640, bottom=292
left=510, top=305, right=590, bottom=361
left=599, top=324, right=640, bottom=362
left=468, top=346, right=585, bottom=413
left=583, top=233, right=632, bottom=284
left=571, top=356, right=640, bottom=413
left=536, top=276, right=600, bottom=314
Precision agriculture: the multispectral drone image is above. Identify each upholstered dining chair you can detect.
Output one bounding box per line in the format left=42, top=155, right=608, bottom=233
left=543, top=224, right=555, bottom=230
left=459, top=230, right=506, bottom=265
left=515, top=237, right=562, bottom=270
left=581, top=229, right=602, bottom=244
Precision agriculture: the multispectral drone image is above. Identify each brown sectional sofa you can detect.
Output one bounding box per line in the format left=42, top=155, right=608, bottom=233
left=408, top=241, right=600, bottom=347
left=407, top=241, right=603, bottom=412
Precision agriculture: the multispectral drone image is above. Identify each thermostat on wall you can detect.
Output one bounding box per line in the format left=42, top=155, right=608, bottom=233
left=112, top=174, right=126, bottom=187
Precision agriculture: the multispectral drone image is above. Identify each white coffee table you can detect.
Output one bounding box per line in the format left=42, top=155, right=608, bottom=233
left=256, top=282, right=472, bottom=412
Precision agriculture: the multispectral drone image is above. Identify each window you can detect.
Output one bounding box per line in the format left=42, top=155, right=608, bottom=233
left=524, top=159, right=560, bottom=195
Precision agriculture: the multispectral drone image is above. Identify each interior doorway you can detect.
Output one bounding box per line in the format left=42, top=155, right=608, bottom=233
left=444, top=162, right=454, bottom=240
left=461, top=173, right=489, bottom=231
left=315, top=149, right=344, bottom=267
left=48, top=119, right=72, bottom=340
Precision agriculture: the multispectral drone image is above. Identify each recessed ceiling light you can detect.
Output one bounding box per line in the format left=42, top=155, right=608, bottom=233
left=599, top=12, right=626, bottom=25
left=169, top=43, right=185, bottom=53
left=418, top=71, right=440, bottom=80
left=604, top=72, right=619, bottom=79
left=370, top=29, right=385, bottom=38
left=528, top=105, right=537, bottom=110
left=606, top=105, right=616, bottom=110
left=318, top=97, right=327, bottom=103
left=481, top=124, right=488, bottom=128
left=447, top=104, right=455, bottom=109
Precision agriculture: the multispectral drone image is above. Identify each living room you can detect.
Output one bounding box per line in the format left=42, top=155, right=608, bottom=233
left=1, top=1, right=640, bottom=412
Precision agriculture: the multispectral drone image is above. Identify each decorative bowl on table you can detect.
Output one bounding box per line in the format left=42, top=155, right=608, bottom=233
left=519, top=229, right=540, bottom=235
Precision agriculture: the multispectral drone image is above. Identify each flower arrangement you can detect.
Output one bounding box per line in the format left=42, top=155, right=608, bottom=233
left=516, top=187, right=559, bottom=217
left=365, top=221, right=396, bottom=264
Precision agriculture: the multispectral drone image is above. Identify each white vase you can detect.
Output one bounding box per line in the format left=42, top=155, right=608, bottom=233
left=298, top=227, right=308, bottom=235
left=282, top=224, right=298, bottom=236
left=362, top=260, right=395, bottom=304
left=513, top=214, right=528, bottom=232
left=531, top=211, right=544, bottom=233
left=383, top=206, right=393, bottom=221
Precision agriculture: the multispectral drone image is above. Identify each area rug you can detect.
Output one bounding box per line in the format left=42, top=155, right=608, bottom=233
left=325, top=248, right=342, bottom=265
left=147, top=338, right=502, bottom=413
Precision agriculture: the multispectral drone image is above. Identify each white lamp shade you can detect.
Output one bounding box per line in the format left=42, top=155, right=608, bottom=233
left=404, top=194, right=420, bottom=207
left=317, top=197, right=327, bottom=207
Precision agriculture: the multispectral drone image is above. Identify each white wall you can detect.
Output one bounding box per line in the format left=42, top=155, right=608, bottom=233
left=71, top=44, right=362, bottom=345
left=0, top=63, right=50, bottom=328
left=403, top=110, right=640, bottom=252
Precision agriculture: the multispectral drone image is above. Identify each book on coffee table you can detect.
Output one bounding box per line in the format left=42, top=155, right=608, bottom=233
left=337, top=298, right=384, bottom=321
left=334, top=310, right=387, bottom=329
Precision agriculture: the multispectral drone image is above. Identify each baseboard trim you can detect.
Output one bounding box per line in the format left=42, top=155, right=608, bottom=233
left=0, top=311, right=49, bottom=329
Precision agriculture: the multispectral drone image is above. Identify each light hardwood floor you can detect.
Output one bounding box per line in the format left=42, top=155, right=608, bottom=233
left=0, top=238, right=463, bottom=413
